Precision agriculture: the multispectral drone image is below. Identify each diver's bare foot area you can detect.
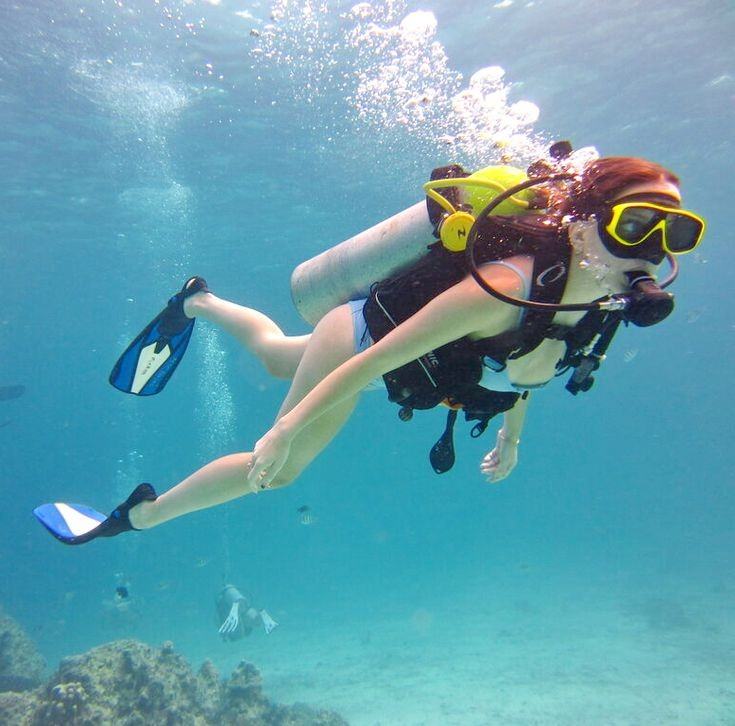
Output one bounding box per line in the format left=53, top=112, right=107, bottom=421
left=183, top=290, right=212, bottom=318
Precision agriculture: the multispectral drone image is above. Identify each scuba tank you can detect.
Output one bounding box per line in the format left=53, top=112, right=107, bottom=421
left=290, top=165, right=535, bottom=326
left=291, top=202, right=433, bottom=326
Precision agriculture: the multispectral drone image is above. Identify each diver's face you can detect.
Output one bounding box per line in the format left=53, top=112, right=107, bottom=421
left=598, top=178, right=682, bottom=265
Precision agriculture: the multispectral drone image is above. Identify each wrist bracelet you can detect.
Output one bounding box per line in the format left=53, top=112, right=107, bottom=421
left=499, top=430, right=520, bottom=446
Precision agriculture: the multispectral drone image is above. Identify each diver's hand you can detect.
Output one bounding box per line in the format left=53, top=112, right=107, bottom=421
left=219, top=602, right=240, bottom=634
left=248, top=422, right=292, bottom=490
left=480, top=429, right=519, bottom=483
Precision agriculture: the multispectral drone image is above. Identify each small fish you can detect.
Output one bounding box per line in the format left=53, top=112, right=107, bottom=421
left=193, top=556, right=211, bottom=568
left=623, top=348, right=638, bottom=364
left=297, top=505, right=316, bottom=526
left=0, top=420, right=10, bottom=428
left=686, top=309, right=704, bottom=324
left=0, top=385, right=25, bottom=401
left=115, top=586, right=129, bottom=601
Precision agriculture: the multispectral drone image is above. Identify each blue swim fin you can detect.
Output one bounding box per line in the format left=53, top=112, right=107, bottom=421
left=33, top=502, right=106, bottom=544
left=109, top=277, right=208, bottom=395
left=33, top=483, right=157, bottom=545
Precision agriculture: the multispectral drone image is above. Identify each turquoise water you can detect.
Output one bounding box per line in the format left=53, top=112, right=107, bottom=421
left=2, top=0, right=734, bottom=723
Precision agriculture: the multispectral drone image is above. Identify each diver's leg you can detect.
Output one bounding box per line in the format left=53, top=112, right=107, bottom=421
left=129, top=394, right=357, bottom=529
left=184, top=290, right=310, bottom=379
left=129, top=305, right=358, bottom=529
left=129, top=452, right=253, bottom=528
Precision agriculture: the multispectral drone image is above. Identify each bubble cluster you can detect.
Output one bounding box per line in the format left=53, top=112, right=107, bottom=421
left=71, top=59, right=195, bottom=187
left=114, top=445, right=143, bottom=501
left=118, top=181, right=192, bottom=214
left=253, top=0, right=546, bottom=168
left=72, top=59, right=191, bottom=137
left=72, top=51, right=235, bottom=465
left=196, top=328, right=236, bottom=459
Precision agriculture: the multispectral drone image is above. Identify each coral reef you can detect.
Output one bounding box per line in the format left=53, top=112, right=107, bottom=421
left=0, top=639, right=347, bottom=725
left=0, top=606, right=45, bottom=692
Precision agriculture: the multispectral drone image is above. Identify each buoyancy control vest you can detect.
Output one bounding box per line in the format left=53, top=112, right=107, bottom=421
left=363, top=212, right=574, bottom=474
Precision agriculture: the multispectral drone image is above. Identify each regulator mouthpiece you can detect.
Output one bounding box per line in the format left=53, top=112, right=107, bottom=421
left=622, top=272, right=675, bottom=327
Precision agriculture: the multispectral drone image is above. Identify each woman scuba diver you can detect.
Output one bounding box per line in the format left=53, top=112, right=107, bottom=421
left=33, top=147, right=707, bottom=544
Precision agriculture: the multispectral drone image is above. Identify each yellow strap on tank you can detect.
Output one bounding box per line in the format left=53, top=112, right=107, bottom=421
left=423, top=177, right=531, bottom=212
left=424, top=186, right=458, bottom=215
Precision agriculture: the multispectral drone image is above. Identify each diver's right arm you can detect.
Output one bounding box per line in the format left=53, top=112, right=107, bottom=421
left=248, top=266, right=524, bottom=488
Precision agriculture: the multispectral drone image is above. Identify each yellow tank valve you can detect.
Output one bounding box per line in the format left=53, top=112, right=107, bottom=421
left=439, top=211, right=476, bottom=252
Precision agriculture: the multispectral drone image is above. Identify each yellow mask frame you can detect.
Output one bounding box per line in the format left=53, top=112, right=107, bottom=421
left=604, top=201, right=706, bottom=255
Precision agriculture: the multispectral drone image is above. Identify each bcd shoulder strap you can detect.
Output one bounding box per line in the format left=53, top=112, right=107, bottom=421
left=471, top=215, right=572, bottom=362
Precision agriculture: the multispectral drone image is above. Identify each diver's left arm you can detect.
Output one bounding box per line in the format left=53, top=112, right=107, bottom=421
left=480, top=392, right=530, bottom=483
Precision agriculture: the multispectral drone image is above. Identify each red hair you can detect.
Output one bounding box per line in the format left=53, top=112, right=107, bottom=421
left=559, top=157, right=680, bottom=218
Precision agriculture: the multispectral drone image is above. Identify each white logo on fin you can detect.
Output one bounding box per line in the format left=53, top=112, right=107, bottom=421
left=55, top=502, right=104, bottom=536
left=131, top=343, right=172, bottom=394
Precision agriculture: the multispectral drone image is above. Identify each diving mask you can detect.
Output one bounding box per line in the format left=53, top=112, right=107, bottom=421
left=600, top=195, right=706, bottom=263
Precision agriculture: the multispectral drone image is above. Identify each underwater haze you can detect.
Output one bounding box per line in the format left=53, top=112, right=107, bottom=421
left=1, top=0, right=734, bottom=723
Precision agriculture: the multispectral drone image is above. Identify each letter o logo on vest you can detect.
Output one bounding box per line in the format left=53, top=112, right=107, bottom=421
left=536, top=263, right=566, bottom=287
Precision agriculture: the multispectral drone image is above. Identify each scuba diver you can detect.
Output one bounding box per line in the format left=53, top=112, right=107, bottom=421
left=33, top=143, right=707, bottom=544
left=216, top=584, right=278, bottom=640
left=100, top=573, right=139, bottom=619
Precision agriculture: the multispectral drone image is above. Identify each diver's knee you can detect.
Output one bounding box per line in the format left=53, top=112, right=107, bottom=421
left=255, top=333, right=296, bottom=379
left=263, top=359, right=293, bottom=380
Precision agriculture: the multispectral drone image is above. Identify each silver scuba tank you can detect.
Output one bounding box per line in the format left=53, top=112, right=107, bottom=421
left=290, top=201, right=434, bottom=326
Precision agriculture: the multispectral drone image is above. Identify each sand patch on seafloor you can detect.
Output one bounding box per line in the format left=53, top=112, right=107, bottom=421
left=193, top=579, right=735, bottom=725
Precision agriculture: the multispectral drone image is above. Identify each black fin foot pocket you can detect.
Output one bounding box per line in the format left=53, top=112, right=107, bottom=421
left=83, top=483, right=158, bottom=543
left=109, top=482, right=157, bottom=532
